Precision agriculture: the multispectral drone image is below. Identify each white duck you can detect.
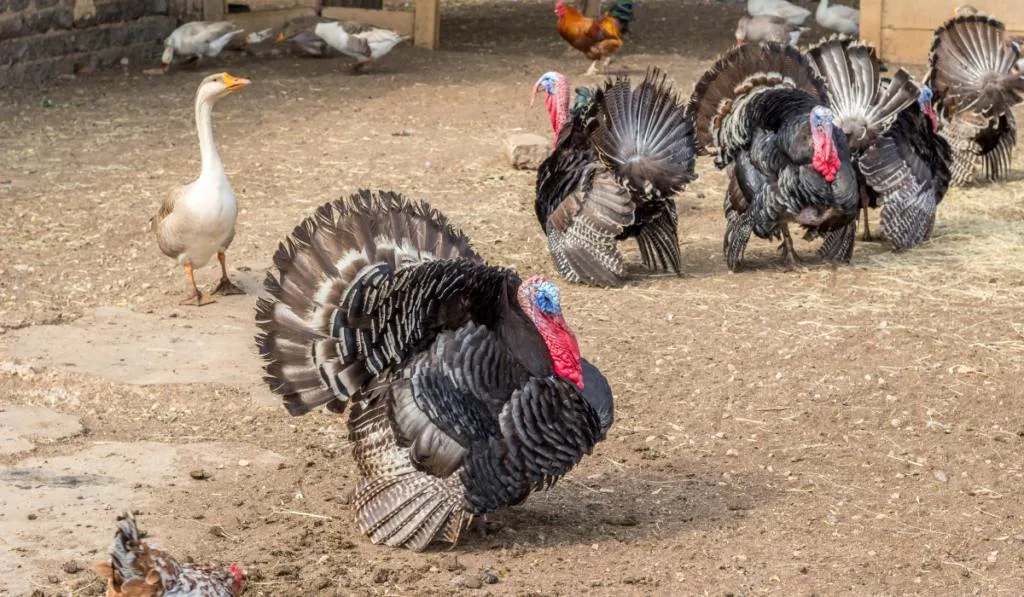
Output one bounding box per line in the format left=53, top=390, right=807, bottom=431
left=162, top=21, right=244, bottom=73
left=747, top=0, right=812, bottom=26
left=310, top=20, right=408, bottom=72
left=152, top=73, right=250, bottom=306
left=815, top=0, right=859, bottom=36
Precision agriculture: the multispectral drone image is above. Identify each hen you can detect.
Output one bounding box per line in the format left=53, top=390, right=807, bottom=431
left=256, top=191, right=613, bottom=551
left=926, top=14, right=1024, bottom=184
left=92, top=512, right=244, bottom=597
left=531, top=69, right=696, bottom=287
left=807, top=38, right=944, bottom=251
left=555, top=0, right=635, bottom=76
left=688, top=43, right=859, bottom=271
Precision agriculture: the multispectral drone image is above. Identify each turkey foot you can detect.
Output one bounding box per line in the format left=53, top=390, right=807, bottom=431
left=180, top=261, right=216, bottom=306
left=778, top=225, right=804, bottom=272
left=471, top=515, right=503, bottom=539
left=211, top=252, right=244, bottom=296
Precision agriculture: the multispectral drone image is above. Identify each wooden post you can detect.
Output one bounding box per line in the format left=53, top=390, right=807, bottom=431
left=413, top=0, right=439, bottom=49
left=203, top=0, right=224, bottom=21
left=583, top=0, right=600, bottom=19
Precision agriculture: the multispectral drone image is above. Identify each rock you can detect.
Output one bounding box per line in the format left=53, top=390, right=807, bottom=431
left=62, top=560, right=83, bottom=574
left=504, top=133, right=552, bottom=170
left=451, top=574, right=483, bottom=589
left=189, top=468, right=211, bottom=480
left=372, top=568, right=391, bottom=584
left=481, top=569, right=500, bottom=584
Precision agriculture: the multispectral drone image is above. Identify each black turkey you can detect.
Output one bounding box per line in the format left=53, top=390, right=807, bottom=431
left=807, top=37, right=946, bottom=251
left=926, top=14, right=1024, bottom=184
left=857, top=84, right=952, bottom=250
left=531, top=68, right=697, bottom=287
left=255, top=191, right=613, bottom=551
left=688, top=43, right=859, bottom=271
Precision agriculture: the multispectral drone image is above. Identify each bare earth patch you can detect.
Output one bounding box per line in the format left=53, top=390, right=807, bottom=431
left=0, top=0, right=1023, bottom=595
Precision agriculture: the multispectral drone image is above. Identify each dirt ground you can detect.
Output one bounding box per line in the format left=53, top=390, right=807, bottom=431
left=2, top=0, right=1024, bottom=595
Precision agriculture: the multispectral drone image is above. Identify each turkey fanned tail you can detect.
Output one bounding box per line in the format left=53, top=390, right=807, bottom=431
left=808, top=38, right=919, bottom=149
left=592, top=67, right=697, bottom=196
left=927, top=15, right=1024, bottom=183
left=255, top=190, right=481, bottom=415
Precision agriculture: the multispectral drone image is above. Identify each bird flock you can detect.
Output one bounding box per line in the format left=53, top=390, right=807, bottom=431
left=88, top=1, right=1024, bottom=594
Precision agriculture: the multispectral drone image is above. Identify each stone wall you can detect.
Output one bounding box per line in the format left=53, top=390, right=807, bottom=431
left=0, top=0, right=193, bottom=87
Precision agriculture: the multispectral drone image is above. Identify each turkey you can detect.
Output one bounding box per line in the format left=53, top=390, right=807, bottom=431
left=531, top=69, right=697, bottom=287
left=255, top=191, right=613, bottom=551
left=861, top=84, right=952, bottom=249
left=926, top=14, right=1024, bottom=184
left=92, top=512, right=245, bottom=596
left=687, top=43, right=859, bottom=271
left=807, top=38, right=942, bottom=251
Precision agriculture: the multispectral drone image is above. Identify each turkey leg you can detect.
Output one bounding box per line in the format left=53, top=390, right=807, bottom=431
left=779, top=224, right=802, bottom=272
left=211, top=252, right=244, bottom=296
left=180, top=261, right=215, bottom=306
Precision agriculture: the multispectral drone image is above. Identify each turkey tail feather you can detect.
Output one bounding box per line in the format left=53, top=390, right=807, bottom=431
left=688, top=43, right=828, bottom=153
left=255, top=191, right=480, bottom=416
left=635, top=199, right=681, bottom=274
left=591, top=68, right=697, bottom=196
left=350, top=392, right=465, bottom=551
left=928, top=15, right=1024, bottom=115
left=808, top=38, right=918, bottom=144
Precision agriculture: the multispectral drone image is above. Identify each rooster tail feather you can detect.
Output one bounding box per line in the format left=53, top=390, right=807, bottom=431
left=608, top=0, right=635, bottom=34
left=255, top=191, right=480, bottom=416
left=592, top=67, right=697, bottom=196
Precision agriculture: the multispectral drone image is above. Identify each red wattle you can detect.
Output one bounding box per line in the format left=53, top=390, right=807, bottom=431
left=541, top=314, right=583, bottom=390
left=812, top=138, right=840, bottom=184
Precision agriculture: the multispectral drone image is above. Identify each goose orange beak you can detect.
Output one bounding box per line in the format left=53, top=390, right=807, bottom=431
left=275, top=32, right=286, bottom=43
left=222, top=73, right=251, bottom=91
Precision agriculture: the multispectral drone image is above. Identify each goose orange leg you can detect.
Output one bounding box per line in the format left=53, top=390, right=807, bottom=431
left=211, top=252, right=244, bottom=296
left=180, top=261, right=215, bottom=306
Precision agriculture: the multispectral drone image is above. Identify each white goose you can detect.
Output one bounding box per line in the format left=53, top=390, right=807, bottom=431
left=747, top=0, right=812, bottom=26
left=162, top=21, right=244, bottom=73
left=815, top=0, right=859, bottom=36
left=311, top=20, right=408, bottom=72
left=152, top=73, right=250, bottom=306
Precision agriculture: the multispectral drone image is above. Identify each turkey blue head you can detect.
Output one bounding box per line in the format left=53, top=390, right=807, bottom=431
left=517, top=275, right=583, bottom=390
left=531, top=71, right=571, bottom=145
left=809, top=106, right=840, bottom=183
left=918, top=85, right=938, bottom=132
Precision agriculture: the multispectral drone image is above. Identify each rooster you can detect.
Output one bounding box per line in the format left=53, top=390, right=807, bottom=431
left=555, top=0, right=635, bottom=76
left=92, top=512, right=245, bottom=597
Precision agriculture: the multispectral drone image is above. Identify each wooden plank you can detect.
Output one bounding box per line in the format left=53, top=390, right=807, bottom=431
left=880, top=27, right=936, bottom=66
left=227, top=7, right=317, bottom=31
left=233, top=0, right=316, bottom=10
left=860, top=0, right=883, bottom=50
left=321, top=6, right=416, bottom=36
left=413, top=0, right=440, bottom=50
left=882, top=0, right=1024, bottom=30
left=203, top=0, right=224, bottom=21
